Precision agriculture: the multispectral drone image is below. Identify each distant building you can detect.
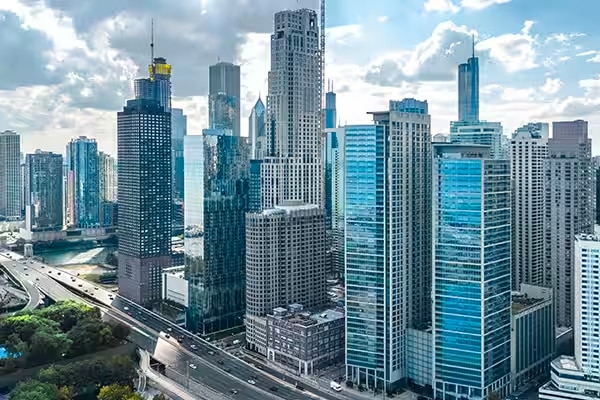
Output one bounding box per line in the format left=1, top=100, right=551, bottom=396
left=266, top=305, right=344, bottom=374
left=24, top=150, right=63, bottom=230
left=0, top=130, right=21, bottom=220
left=117, top=98, right=172, bottom=306
left=449, top=120, right=504, bottom=159
left=209, top=62, right=241, bottom=136
left=432, top=133, right=448, bottom=142
left=457, top=40, right=479, bottom=122
left=171, top=108, right=187, bottom=203
left=511, top=123, right=549, bottom=289
left=98, top=151, right=117, bottom=202
left=324, top=127, right=345, bottom=277
left=511, top=284, right=555, bottom=390
left=248, top=97, right=265, bottom=160
left=545, top=120, right=594, bottom=328
left=162, top=266, right=188, bottom=308
left=66, top=136, right=99, bottom=228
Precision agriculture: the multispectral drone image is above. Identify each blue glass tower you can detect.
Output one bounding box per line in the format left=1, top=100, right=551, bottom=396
left=324, top=82, right=337, bottom=129
left=345, top=99, right=432, bottom=392
left=457, top=38, right=479, bottom=122
left=66, top=136, right=99, bottom=228
left=184, top=129, right=249, bottom=335
left=432, top=144, right=511, bottom=400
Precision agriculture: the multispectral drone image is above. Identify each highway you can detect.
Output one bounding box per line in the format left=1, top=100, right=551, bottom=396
left=0, top=251, right=345, bottom=400
left=0, top=262, right=41, bottom=313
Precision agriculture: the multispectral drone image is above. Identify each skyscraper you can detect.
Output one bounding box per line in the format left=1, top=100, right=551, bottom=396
left=248, top=97, right=265, bottom=160
left=545, top=120, right=594, bottom=327
left=432, top=144, right=511, bottom=400
left=324, top=81, right=337, bottom=129
left=457, top=38, right=479, bottom=122
left=450, top=121, right=504, bottom=159
left=511, top=123, right=548, bottom=290
left=171, top=108, right=187, bottom=202
left=245, top=7, right=326, bottom=357
left=345, top=99, right=431, bottom=392
left=134, top=51, right=172, bottom=112
left=184, top=129, right=249, bottom=335
left=66, top=136, right=99, bottom=228
left=0, top=130, right=21, bottom=219
left=209, top=62, right=241, bottom=136
left=324, top=127, right=345, bottom=277
left=24, top=150, right=63, bottom=230
left=98, top=151, right=117, bottom=202
left=259, top=8, right=322, bottom=209
left=117, top=98, right=172, bottom=306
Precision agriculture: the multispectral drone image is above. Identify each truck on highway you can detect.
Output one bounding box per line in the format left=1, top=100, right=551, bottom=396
left=330, top=381, right=342, bottom=392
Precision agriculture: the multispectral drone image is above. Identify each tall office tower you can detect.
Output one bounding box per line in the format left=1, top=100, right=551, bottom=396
left=345, top=98, right=431, bottom=392
left=457, top=38, right=479, bottom=122
left=245, top=201, right=327, bottom=354
left=594, top=156, right=600, bottom=225
left=324, top=82, right=337, bottom=129
left=209, top=62, right=241, bottom=136
left=98, top=151, right=117, bottom=202
left=184, top=129, right=249, bottom=335
left=134, top=56, right=172, bottom=112
left=511, top=123, right=549, bottom=290
left=449, top=121, right=505, bottom=159
left=171, top=108, right=187, bottom=202
left=545, top=120, right=594, bottom=328
left=260, top=8, right=322, bottom=209
left=66, top=136, right=99, bottom=228
left=432, top=144, right=511, bottom=400
left=117, top=98, right=172, bottom=306
left=0, top=130, right=21, bottom=219
left=248, top=97, right=265, bottom=160
left=324, top=127, right=345, bottom=277
left=23, top=150, right=63, bottom=230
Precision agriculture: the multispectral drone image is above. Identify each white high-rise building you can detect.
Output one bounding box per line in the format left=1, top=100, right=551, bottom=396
left=545, top=120, right=594, bottom=328
left=0, top=130, right=21, bottom=220
left=260, top=8, right=322, bottom=209
left=98, top=151, right=117, bottom=202
left=511, top=123, right=548, bottom=290
left=450, top=121, right=505, bottom=159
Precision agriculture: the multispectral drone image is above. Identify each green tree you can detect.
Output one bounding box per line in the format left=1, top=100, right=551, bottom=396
left=28, top=330, right=72, bottom=364
left=35, top=300, right=99, bottom=332
left=110, top=323, right=131, bottom=342
left=97, top=384, right=136, bottom=400
left=9, top=380, right=58, bottom=400
left=0, top=314, right=61, bottom=343
left=66, top=319, right=114, bottom=357
left=152, top=394, right=168, bottom=400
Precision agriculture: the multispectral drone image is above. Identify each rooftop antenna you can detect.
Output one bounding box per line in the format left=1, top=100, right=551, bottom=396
left=150, top=18, right=155, bottom=62
left=320, top=0, right=326, bottom=127
left=472, top=33, right=475, bottom=58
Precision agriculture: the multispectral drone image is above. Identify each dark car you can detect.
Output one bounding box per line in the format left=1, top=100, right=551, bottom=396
left=269, top=387, right=278, bottom=392
left=223, top=367, right=231, bottom=373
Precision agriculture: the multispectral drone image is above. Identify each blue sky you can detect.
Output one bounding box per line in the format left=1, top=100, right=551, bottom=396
left=0, top=0, right=598, bottom=154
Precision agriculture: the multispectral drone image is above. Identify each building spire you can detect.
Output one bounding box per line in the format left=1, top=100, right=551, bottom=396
left=150, top=18, right=154, bottom=63
left=472, top=33, right=475, bottom=59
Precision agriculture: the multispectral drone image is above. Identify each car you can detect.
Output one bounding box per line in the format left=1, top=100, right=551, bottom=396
left=230, top=389, right=238, bottom=394
left=48, top=270, right=52, bottom=273
left=78, top=284, right=82, bottom=287
left=57, top=272, right=61, bottom=275
left=124, top=306, right=129, bottom=311
left=269, top=387, right=278, bottom=392
left=94, top=287, right=98, bottom=290
left=189, top=363, right=197, bottom=370
left=165, top=334, right=171, bottom=339
left=190, top=344, right=197, bottom=350
left=223, top=367, right=231, bottom=373
left=23, top=267, right=27, bottom=270
left=24, top=273, right=28, bottom=276
left=217, top=359, right=224, bottom=365
left=35, top=277, right=39, bottom=281
left=41, top=265, right=44, bottom=268
left=83, top=289, right=87, bottom=292
left=167, top=327, right=172, bottom=332
left=208, top=351, right=215, bottom=356
left=247, top=379, right=256, bottom=385
left=177, top=337, right=184, bottom=343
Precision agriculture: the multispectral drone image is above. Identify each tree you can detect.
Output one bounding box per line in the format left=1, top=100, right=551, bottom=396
left=27, top=330, right=72, bottom=365
left=66, top=319, right=114, bottom=357
left=97, top=384, right=138, bottom=400
left=9, top=380, right=58, bottom=400
left=110, top=323, right=130, bottom=342
left=152, top=394, right=168, bottom=400
left=0, top=314, right=61, bottom=343
left=487, top=392, right=501, bottom=400
left=35, top=300, right=99, bottom=332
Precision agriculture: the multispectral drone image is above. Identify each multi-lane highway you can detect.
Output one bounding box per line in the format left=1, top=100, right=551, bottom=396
left=0, top=251, right=345, bottom=400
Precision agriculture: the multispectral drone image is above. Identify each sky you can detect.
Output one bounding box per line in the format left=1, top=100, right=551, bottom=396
left=0, top=0, right=599, bottom=156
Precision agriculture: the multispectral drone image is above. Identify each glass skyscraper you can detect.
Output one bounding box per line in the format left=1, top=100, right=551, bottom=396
left=248, top=97, right=265, bottom=160
left=432, top=144, right=511, bottom=400
left=0, top=130, right=21, bottom=219
left=457, top=40, right=479, bottom=122
left=209, top=62, right=241, bottom=137
left=345, top=99, right=432, bottom=392
left=184, top=129, right=249, bottom=335
left=117, top=98, right=172, bottom=306
left=24, top=150, right=63, bottom=230
left=171, top=108, right=187, bottom=202
left=66, top=136, right=99, bottom=228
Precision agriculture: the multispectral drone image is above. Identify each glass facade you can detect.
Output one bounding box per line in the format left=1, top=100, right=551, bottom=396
left=457, top=53, right=479, bottom=123
left=24, top=151, right=63, bottom=229
left=171, top=108, right=187, bottom=203
left=185, top=129, right=249, bottom=335
left=345, top=124, right=387, bottom=389
left=324, top=128, right=345, bottom=277
left=433, top=144, right=511, bottom=400
left=209, top=62, right=241, bottom=137
left=66, top=136, right=99, bottom=228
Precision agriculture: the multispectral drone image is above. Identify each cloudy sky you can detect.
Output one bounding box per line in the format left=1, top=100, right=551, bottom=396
left=1, top=0, right=598, bottom=155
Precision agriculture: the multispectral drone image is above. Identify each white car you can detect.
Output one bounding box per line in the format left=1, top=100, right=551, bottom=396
left=189, top=363, right=197, bottom=370
left=247, top=379, right=256, bottom=385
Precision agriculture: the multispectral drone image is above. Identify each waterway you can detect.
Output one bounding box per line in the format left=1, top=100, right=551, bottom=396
left=36, top=245, right=117, bottom=266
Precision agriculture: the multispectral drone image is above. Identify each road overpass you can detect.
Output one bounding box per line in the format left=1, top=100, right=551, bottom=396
left=0, top=251, right=345, bottom=400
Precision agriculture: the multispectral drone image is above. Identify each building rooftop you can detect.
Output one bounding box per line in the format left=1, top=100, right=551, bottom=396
left=576, top=233, right=600, bottom=243
left=511, top=293, right=546, bottom=314
left=552, top=355, right=582, bottom=373
left=270, top=307, right=344, bottom=328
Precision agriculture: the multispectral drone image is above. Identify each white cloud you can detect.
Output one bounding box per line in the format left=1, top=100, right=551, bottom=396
left=377, top=16, right=388, bottom=23
left=541, top=78, right=562, bottom=95
left=424, top=0, right=510, bottom=13
left=477, top=20, right=537, bottom=72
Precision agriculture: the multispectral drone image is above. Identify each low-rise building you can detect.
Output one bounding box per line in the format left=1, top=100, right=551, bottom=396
left=539, top=356, right=600, bottom=400
left=511, top=284, right=555, bottom=390
left=265, top=304, right=344, bottom=375
left=161, top=266, right=188, bottom=307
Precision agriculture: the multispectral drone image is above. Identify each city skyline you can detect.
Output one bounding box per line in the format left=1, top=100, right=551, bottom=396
left=1, top=0, right=599, bottom=156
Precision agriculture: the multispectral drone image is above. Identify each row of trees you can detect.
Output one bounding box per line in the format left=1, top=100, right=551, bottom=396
left=0, top=300, right=130, bottom=371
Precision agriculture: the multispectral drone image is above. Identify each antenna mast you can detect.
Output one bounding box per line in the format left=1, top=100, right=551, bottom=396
left=320, top=0, right=326, bottom=129
left=150, top=18, right=155, bottom=62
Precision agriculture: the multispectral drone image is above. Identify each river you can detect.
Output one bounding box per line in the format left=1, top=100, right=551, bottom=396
left=36, top=245, right=117, bottom=266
